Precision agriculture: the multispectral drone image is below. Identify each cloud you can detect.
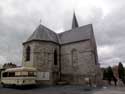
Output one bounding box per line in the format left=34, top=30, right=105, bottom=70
left=0, top=0, right=125, bottom=67
left=0, top=56, right=7, bottom=65
left=94, top=3, right=125, bottom=67
left=98, top=46, right=115, bottom=60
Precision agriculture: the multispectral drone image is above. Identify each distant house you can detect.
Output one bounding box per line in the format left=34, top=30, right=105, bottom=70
left=2, top=63, right=17, bottom=69
left=0, top=64, right=5, bottom=80
left=112, top=66, right=119, bottom=79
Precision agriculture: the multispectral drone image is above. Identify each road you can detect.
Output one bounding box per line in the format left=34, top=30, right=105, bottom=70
left=0, top=85, right=125, bottom=94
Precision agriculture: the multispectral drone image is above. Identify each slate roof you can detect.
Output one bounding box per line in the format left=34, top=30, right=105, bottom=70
left=58, top=24, right=92, bottom=44
left=25, top=13, right=93, bottom=45
left=25, top=24, right=92, bottom=45
left=27, top=24, right=59, bottom=43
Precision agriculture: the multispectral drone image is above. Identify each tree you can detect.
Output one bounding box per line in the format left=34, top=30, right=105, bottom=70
left=103, top=69, right=108, bottom=80
left=103, top=66, right=117, bottom=86
left=118, top=62, right=125, bottom=84
left=107, top=66, right=114, bottom=85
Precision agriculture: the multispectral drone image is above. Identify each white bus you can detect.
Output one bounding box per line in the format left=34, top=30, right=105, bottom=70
left=1, top=67, right=37, bottom=87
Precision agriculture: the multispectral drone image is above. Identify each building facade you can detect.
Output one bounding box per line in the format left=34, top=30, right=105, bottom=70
left=22, top=13, right=101, bottom=85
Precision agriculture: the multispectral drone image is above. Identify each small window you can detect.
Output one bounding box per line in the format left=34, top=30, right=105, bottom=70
left=26, top=46, right=30, bottom=61
left=71, top=49, right=78, bottom=67
left=54, top=50, right=57, bottom=65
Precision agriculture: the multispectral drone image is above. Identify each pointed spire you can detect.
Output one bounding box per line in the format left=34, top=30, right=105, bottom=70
left=72, top=12, right=79, bottom=29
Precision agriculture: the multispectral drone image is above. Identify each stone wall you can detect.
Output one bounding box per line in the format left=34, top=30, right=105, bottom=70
left=22, top=41, right=60, bottom=85
left=60, top=40, right=98, bottom=84
left=22, top=39, right=101, bottom=85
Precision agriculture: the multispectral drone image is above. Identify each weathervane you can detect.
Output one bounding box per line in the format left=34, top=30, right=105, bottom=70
left=73, top=7, right=75, bottom=11
left=40, top=19, right=42, bottom=24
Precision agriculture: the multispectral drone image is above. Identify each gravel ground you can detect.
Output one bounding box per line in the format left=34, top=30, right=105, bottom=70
left=0, top=85, right=125, bottom=94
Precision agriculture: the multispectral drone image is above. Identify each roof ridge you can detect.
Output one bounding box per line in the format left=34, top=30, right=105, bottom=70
left=58, top=24, right=92, bottom=35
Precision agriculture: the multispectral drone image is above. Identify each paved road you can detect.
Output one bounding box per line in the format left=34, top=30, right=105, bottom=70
left=0, top=85, right=94, bottom=94
left=0, top=85, right=125, bottom=94
left=93, top=87, right=125, bottom=94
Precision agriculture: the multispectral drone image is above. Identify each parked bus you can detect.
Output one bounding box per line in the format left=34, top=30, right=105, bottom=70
left=1, top=67, right=36, bottom=87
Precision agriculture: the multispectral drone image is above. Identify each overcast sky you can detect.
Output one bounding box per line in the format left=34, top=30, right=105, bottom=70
left=0, top=0, right=125, bottom=67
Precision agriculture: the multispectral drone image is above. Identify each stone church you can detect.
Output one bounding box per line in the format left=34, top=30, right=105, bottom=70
left=22, top=13, right=101, bottom=85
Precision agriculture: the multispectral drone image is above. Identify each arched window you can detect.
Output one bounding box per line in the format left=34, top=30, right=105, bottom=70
left=26, top=46, right=30, bottom=61
left=71, top=49, right=78, bottom=68
left=54, top=50, right=57, bottom=65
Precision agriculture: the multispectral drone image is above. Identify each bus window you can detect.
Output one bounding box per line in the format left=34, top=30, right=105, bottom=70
left=21, top=71, right=28, bottom=76
left=8, top=72, right=15, bottom=77
left=28, top=72, right=36, bottom=76
left=15, top=72, right=21, bottom=77
left=3, top=72, right=8, bottom=77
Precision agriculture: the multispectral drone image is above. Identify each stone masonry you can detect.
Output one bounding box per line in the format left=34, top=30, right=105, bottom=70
left=22, top=13, right=101, bottom=85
